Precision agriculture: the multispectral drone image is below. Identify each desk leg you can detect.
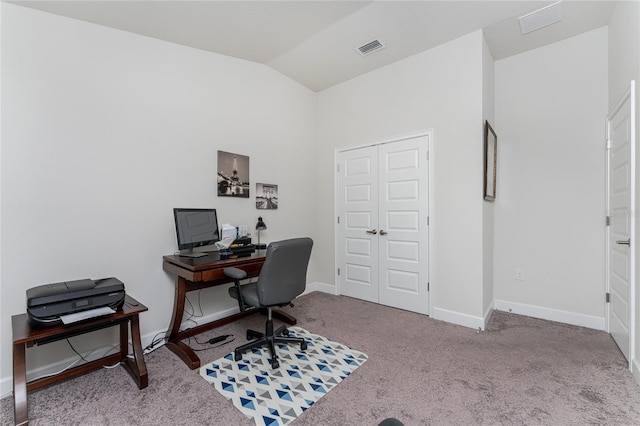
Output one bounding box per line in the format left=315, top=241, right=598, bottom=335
left=166, top=276, right=186, bottom=342
left=165, top=340, right=201, bottom=370
left=13, top=341, right=28, bottom=426
left=120, top=315, right=149, bottom=389
left=165, top=276, right=201, bottom=369
left=120, top=319, right=129, bottom=359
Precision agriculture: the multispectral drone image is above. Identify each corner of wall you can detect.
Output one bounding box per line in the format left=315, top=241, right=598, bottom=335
left=482, top=27, right=496, bottom=318
left=431, top=306, right=486, bottom=331
left=305, top=282, right=338, bottom=296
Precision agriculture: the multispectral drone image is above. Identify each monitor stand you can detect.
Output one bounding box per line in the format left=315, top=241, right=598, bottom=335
left=177, top=250, right=207, bottom=258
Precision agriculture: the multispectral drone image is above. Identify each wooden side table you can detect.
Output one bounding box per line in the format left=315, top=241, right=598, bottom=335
left=12, top=294, right=148, bottom=425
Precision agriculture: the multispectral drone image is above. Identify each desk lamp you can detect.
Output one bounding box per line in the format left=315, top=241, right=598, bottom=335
left=255, top=217, right=267, bottom=250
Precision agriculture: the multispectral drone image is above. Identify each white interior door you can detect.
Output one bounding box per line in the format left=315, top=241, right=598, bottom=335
left=337, top=146, right=379, bottom=303
left=607, top=81, right=636, bottom=368
left=378, top=138, right=429, bottom=314
left=337, top=134, right=430, bottom=314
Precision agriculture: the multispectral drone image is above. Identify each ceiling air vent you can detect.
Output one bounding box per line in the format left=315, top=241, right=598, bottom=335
left=355, top=39, right=386, bottom=56
left=519, top=1, right=562, bottom=35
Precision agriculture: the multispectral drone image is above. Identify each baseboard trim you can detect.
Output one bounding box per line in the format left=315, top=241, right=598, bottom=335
left=0, top=377, right=12, bottom=400
left=494, top=299, right=605, bottom=330
left=431, top=307, right=485, bottom=330
left=633, top=357, right=640, bottom=387
left=305, top=281, right=338, bottom=295
left=1, top=294, right=612, bottom=399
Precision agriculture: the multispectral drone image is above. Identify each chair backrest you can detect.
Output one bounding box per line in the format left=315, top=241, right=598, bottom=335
left=256, top=237, right=313, bottom=306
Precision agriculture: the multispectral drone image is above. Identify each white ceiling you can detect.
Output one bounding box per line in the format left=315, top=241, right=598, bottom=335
left=7, top=0, right=616, bottom=92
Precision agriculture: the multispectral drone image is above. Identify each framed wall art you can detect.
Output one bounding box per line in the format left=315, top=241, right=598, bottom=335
left=217, top=150, right=250, bottom=198
left=256, top=183, right=278, bottom=209
left=484, top=120, right=497, bottom=201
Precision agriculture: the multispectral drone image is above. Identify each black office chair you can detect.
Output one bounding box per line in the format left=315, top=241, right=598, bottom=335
left=223, top=237, right=313, bottom=369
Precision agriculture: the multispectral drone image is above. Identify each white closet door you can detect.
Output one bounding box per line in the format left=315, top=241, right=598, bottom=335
left=337, top=146, right=379, bottom=303
left=607, top=81, right=635, bottom=369
left=378, top=136, right=429, bottom=314
left=337, top=134, right=430, bottom=315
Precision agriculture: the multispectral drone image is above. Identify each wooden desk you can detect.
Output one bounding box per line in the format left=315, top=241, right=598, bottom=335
left=12, top=295, right=148, bottom=426
left=162, top=251, right=296, bottom=369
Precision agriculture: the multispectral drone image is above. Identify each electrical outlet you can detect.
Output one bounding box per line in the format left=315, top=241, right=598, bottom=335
left=515, top=268, right=525, bottom=281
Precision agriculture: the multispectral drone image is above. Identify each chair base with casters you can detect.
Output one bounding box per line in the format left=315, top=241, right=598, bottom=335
left=232, top=306, right=307, bottom=369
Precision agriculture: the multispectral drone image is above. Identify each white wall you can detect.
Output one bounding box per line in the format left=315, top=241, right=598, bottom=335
left=0, top=3, right=317, bottom=395
left=317, top=31, right=487, bottom=328
left=494, top=27, right=608, bottom=328
left=608, top=1, right=640, bottom=108
left=608, top=0, right=640, bottom=383
left=482, top=35, right=496, bottom=323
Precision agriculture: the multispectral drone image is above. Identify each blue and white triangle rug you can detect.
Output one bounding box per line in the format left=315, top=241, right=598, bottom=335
left=199, top=327, right=368, bottom=426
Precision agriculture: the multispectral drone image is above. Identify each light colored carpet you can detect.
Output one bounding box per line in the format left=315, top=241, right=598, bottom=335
left=2, top=291, right=640, bottom=425
left=199, top=326, right=367, bottom=425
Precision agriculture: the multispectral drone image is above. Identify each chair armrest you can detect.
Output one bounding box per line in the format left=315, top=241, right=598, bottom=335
left=223, top=267, right=248, bottom=280
left=224, top=267, right=249, bottom=312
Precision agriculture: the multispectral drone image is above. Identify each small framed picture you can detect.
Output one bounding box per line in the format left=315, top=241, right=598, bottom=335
left=256, top=183, right=278, bottom=209
left=484, top=120, right=497, bottom=201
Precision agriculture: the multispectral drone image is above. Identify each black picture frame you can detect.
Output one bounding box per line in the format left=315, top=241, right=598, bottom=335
left=484, top=120, right=497, bottom=201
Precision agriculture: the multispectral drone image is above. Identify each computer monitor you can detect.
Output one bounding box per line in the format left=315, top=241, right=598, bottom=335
left=173, top=208, right=220, bottom=258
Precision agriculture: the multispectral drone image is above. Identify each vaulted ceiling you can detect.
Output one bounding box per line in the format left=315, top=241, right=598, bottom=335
left=8, top=1, right=616, bottom=91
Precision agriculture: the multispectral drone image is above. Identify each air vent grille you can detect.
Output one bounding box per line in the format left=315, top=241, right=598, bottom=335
left=519, top=1, right=562, bottom=35
left=356, top=39, right=386, bottom=56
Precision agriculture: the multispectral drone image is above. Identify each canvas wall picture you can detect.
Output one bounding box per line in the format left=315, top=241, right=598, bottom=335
left=217, top=151, right=250, bottom=198
left=256, top=183, right=278, bottom=209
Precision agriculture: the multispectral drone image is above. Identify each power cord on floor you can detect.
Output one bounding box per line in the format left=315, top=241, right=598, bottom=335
left=188, top=334, right=235, bottom=352
left=142, top=293, right=235, bottom=355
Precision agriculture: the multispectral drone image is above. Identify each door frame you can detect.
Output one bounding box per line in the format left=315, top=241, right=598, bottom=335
left=605, top=80, right=636, bottom=370
left=334, top=129, right=435, bottom=315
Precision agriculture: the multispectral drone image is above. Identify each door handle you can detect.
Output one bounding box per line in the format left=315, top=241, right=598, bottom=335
left=616, top=238, right=631, bottom=246
left=366, top=229, right=377, bottom=235
left=379, top=230, right=388, bottom=236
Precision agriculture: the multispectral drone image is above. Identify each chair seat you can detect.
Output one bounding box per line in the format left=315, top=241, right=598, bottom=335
left=228, top=282, right=260, bottom=307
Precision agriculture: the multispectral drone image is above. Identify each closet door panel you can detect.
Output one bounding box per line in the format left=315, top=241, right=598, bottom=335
left=337, top=146, right=379, bottom=303
left=378, top=137, right=429, bottom=315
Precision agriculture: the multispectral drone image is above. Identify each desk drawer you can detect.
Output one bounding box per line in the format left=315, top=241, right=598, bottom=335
left=201, top=261, right=263, bottom=282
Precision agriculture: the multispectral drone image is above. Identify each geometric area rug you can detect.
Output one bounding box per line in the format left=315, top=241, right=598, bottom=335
left=199, top=327, right=368, bottom=426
